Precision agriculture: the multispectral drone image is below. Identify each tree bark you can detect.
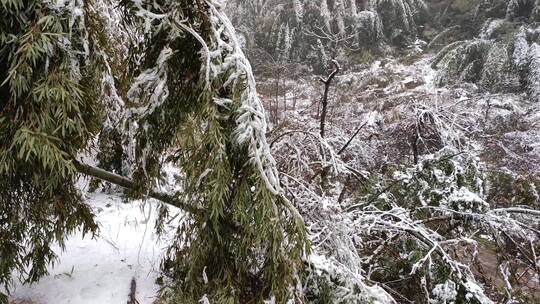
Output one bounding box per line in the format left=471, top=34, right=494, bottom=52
left=319, top=60, right=340, bottom=138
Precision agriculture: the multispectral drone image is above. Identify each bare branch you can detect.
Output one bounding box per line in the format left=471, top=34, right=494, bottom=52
left=320, top=59, right=340, bottom=138
left=73, top=159, right=201, bottom=215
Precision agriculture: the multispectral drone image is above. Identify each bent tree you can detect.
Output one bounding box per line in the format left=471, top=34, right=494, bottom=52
left=0, top=0, right=308, bottom=303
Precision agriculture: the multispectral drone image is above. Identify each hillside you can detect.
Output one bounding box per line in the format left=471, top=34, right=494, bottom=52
left=2, top=1, right=540, bottom=303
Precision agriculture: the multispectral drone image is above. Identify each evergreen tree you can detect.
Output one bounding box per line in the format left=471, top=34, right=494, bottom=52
left=276, top=23, right=292, bottom=62
left=0, top=1, right=103, bottom=301
left=119, top=0, right=308, bottom=302
left=315, top=38, right=329, bottom=74
left=369, top=0, right=427, bottom=46
left=431, top=4, right=540, bottom=99
left=1, top=0, right=308, bottom=303
left=224, top=0, right=427, bottom=70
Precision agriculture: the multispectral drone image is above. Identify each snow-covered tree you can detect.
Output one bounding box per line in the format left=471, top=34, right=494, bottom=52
left=4, top=1, right=540, bottom=303
left=0, top=2, right=102, bottom=301
left=121, top=1, right=308, bottom=301
left=432, top=12, right=540, bottom=100
left=315, top=38, right=329, bottom=74
left=224, top=0, right=426, bottom=70
left=276, top=23, right=292, bottom=62
left=369, top=0, right=427, bottom=45
left=506, top=0, right=540, bottom=21
left=0, top=0, right=308, bottom=303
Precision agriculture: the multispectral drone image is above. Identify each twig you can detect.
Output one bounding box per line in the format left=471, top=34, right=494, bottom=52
left=337, top=120, right=369, bottom=155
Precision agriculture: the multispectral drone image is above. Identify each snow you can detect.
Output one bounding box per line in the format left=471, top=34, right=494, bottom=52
left=431, top=280, right=458, bottom=303
left=513, top=27, right=529, bottom=69
left=448, top=187, right=486, bottom=205
left=293, top=0, right=303, bottom=22
left=205, top=2, right=285, bottom=195
left=127, top=46, right=173, bottom=115
left=463, top=281, right=494, bottom=304
left=5, top=1, right=540, bottom=302
left=479, top=19, right=504, bottom=39
left=307, top=253, right=396, bottom=304
left=528, top=43, right=540, bottom=102
left=9, top=185, right=180, bottom=304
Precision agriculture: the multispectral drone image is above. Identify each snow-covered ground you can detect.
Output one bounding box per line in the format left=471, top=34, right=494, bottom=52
left=9, top=181, right=179, bottom=304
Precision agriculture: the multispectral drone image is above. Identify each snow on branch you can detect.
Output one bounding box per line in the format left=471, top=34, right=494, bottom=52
left=204, top=0, right=284, bottom=195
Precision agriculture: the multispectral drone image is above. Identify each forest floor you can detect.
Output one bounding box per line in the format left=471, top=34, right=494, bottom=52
left=8, top=180, right=178, bottom=304
left=257, top=52, right=540, bottom=301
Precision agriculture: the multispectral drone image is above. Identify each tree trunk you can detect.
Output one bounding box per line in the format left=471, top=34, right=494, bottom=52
left=319, top=60, right=340, bottom=138
left=275, top=69, right=281, bottom=124
left=73, top=160, right=200, bottom=215
left=293, top=88, right=297, bottom=111
left=283, top=85, right=287, bottom=113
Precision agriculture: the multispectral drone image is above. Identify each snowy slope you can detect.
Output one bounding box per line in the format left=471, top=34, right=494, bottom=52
left=9, top=182, right=179, bottom=304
